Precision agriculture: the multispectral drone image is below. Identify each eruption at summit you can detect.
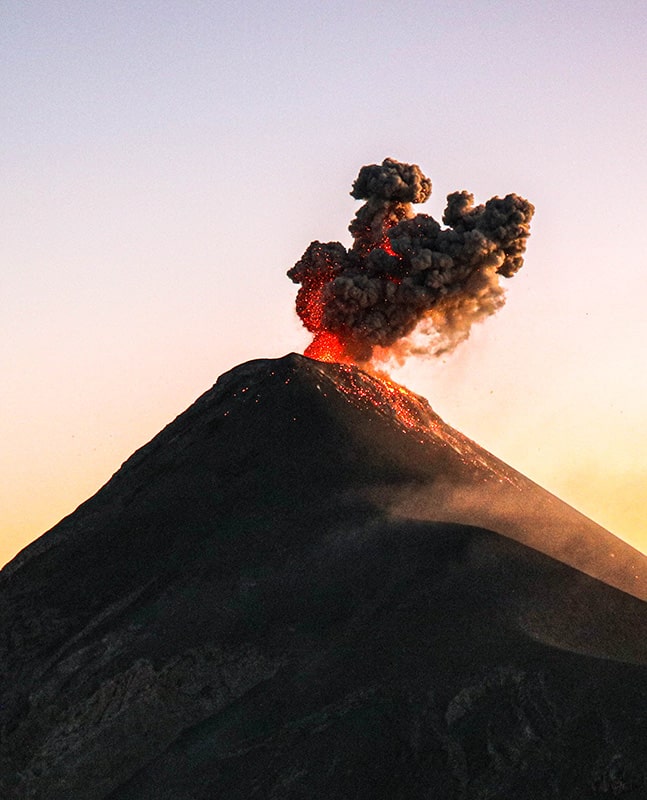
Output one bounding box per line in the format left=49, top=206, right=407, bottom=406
left=4, top=159, right=647, bottom=798
left=3, top=354, right=646, bottom=798
left=288, top=158, right=534, bottom=363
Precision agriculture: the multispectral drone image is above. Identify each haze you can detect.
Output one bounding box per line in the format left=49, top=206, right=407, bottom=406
left=2, top=1, right=646, bottom=567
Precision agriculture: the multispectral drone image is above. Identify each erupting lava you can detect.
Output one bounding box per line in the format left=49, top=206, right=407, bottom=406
left=301, top=232, right=400, bottom=364
left=378, top=234, right=397, bottom=258
left=288, top=158, right=534, bottom=469
left=288, top=157, right=534, bottom=365
left=304, top=332, right=349, bottom=363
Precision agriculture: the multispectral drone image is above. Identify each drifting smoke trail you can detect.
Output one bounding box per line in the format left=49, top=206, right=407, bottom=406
left=288, top=158, right=534, bottom=363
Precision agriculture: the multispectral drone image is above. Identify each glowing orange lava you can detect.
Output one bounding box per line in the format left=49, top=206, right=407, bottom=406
left=379, top=235, right=397, bottom=257
left=305, top=331, right=350, bottom=363
left=334, top=367, right=430, bottom=433
left=373, top=377, right=423, bottom=430
left=300, top=231, right=405, bottom=364
left=297, top=284, right=325, bottom=333
left=331, top=365, right=521, bottom=486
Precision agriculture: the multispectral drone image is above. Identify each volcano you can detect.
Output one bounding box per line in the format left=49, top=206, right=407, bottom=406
left=2, top=353, right=646, bottom=799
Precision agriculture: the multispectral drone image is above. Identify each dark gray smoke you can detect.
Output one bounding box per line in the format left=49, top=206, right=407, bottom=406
left=288, top=158, right=534, bottom=362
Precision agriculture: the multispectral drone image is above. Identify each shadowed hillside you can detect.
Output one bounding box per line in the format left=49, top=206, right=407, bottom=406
left=1, top=354, right=646, bottom=799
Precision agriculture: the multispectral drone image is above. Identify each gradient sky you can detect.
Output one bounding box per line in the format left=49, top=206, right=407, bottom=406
left=2, top=0, right=646, bottom=567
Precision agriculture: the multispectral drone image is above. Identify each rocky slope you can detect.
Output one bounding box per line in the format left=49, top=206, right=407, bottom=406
left=1, top=353, right=646, bottom=798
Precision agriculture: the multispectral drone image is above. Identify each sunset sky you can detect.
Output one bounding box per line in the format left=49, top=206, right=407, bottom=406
left=2, top=1, right=646, bottom=567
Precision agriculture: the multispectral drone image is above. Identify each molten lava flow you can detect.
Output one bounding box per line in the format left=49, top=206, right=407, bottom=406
left=375, top=377, right=425, bottom=430
left=333, top=365, right=434, bottom=437
left=300, top=286, right=355, bottom=363
left=322, top=363, right=522, bottom=486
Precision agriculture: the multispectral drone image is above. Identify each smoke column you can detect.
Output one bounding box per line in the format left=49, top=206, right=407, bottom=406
left=288, top=158, right=534, bottom=363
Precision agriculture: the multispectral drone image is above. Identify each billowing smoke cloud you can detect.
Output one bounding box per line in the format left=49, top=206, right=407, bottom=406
left=288, top=158, right=534, bottom=363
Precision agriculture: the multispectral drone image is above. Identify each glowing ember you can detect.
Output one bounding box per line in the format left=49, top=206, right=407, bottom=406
left=297, top=283, right=325, bottom=333
left=334, top=366, right=435, bottom=436
left=305, top=332, right=350, bottom=363
left=376, top=378, right=423, bottom=429
left=301, top=232, right=401, bottom=365
left=316, top=362, right=521, bottom=487
left=378, top=235, right=397, bottom=257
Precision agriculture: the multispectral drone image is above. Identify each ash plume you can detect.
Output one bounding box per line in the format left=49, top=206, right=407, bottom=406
left=288, top=158, right=534, bottom=362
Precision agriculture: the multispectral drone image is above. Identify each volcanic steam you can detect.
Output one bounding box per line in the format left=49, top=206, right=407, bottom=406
left=288, top=158, right=534, bottom=363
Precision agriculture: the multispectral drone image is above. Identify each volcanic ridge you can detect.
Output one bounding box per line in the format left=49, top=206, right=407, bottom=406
left=1, top=353, right=646, bottom=799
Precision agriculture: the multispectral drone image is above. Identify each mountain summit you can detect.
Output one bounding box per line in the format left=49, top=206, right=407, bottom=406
left=2, top=354, right=646, bottom=798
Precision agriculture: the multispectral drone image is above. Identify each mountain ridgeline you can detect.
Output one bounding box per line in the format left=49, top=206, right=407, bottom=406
left=1, top=353, right=646, bottom=799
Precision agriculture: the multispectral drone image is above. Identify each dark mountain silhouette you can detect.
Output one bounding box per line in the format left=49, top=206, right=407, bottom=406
left=1, top=353, right=646, bottom=799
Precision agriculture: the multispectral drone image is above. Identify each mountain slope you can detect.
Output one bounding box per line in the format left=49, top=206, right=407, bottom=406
left=1, top=353, right=646, bottom=799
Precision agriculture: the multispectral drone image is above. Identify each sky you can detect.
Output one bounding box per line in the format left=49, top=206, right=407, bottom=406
left=2, top=0, right=646, bottom=567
